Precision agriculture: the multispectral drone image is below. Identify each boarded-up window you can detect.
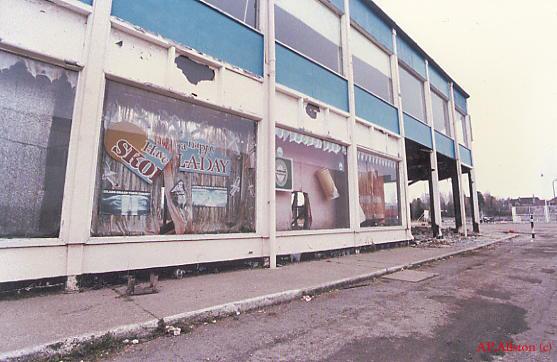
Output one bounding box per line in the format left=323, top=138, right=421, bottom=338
left=203, top=0, right=258, bottom=28
left=92, top=81, right=257, bottom=236
left=399, top=65, right=426, bottom=122
left=275, top=0, right=343, bottom=73
left=275, top=128, right=349, bottom=231
left=351, top=27, right=393, bottom=103
left=357, top=150, right=401, bottom=227
left=0, top=51, right=77, bottom=238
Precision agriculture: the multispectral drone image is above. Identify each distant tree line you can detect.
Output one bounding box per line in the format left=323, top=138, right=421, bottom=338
left=410, top=192, right=512, bottom=220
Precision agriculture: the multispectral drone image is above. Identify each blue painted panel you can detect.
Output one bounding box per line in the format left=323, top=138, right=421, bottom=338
left=454, top=89, right=468, bottom=113
left=434, top=131, right=455, bottom=159
left=355, top=85, right=399, bottom=134
left=276, top=43, right=349, bottom=111
left=327, top=0, right=344, bottom=13
left=397, top=37, right=426, bottom=78
left=404, top=113, right=432, bottom=148
left=349, top=0, right=393, bottom=52
left=79, top=0, right=93, bottom=4
left=111, top=0, right=264, bottom=76
left=428, top=65, right=449, bottom=98
left=459, top=144, right=473, bottom=166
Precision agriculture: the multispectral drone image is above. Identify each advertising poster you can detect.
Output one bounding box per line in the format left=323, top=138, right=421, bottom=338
left=275, top=156, right=293, bottom=191
left=179, top=140, right=231, bottom=177
left=104, top=122, right=171, bottom=184
left=191, top=186, right=228, bottom=208
left=100, top=190, right=151, bottom=216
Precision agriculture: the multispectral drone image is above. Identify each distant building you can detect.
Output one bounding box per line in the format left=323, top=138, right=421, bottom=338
left=510, top=197, right=547, bottom=207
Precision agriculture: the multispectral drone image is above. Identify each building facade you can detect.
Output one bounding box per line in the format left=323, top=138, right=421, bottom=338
left=0, top=0, right=480, bottom=285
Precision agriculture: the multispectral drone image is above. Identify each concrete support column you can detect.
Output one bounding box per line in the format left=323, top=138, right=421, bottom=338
left=341, top=0, right=360, bottom=234
left=468, top=170, right=480, bottom=232
left=428, top=160, right=442, bottom=236
left=448, top=83, right=467, bottom=236
left=424, top=61, right=442, bottom=238
left=391, top=30, right=412, bottom=234
left=264, top=0, right=277, bottom=268
left=60, top=0, right=113, bottom=290
left=452, top=172, right=463, bottom=230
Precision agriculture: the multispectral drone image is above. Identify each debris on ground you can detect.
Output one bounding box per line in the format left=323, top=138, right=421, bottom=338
left=131, top=339, right=139, bottom=345
left=302, top=295, right=312, bottom=302
left=411, top=226, right=494, bottom=248
left=165, top=325, right=181, bottom=336
left=122, top=339, right=129, bottom=344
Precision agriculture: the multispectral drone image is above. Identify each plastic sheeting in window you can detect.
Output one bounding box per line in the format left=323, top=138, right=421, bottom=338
left=0, top=51, right=77, bottom=238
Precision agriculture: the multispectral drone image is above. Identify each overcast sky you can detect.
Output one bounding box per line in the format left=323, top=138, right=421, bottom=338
left=373, top=0, right=557, bottom=200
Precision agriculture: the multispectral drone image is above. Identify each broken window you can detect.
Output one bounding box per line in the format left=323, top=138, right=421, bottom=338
left=0, top=51, right=77, bottom=238
left=203, top=0, right=258, bottom=28
left=351, top=27, right=393, bottom=103
left=357, top=150, right=401, bottom=227
left=455, top=110, right=469, bottom=146
left=275, top=128, right=349, bottom=231
left=399, top=65, right=426, bottom=122
left=275, top=0, right=343, bottom=74
left=431, top=89, right=451, bottom=136
left=92, top=81, right=257, bottom=236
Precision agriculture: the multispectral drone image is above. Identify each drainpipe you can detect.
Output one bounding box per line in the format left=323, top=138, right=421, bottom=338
left=266, top=0, right=277, bottom=268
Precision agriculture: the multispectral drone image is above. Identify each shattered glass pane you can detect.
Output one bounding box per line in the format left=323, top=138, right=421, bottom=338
left=0, top=51, right=77, bottom=238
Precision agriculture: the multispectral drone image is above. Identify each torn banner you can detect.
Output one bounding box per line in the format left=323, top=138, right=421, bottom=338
left=104, top=122, right=171, bottom=184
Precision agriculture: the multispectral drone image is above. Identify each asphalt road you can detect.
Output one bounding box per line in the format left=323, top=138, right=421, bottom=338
left=107, top=224, right=557, bottom=362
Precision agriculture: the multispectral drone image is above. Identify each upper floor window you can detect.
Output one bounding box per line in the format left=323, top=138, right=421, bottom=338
left=203, top=0, right=258, bottom=28
left=351, top=27, right=393, bottom=103
left=431, top=89, right=450, bottom=136
left=455, top=110, right=469, bottom=146
left=275, top=0, right=343, bottom=74
left=399, top=65, right=426, bottom=121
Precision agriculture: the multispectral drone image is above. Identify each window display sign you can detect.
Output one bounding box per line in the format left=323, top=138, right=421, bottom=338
left=191, top=186, right=228, bottom=207
left=275, top=156, right=293, bottom=191
left=104, top=122, right=172, bottom=184
left=178, top=140, right=231, bottom=177
left=100, top=190, right=151, bottom=216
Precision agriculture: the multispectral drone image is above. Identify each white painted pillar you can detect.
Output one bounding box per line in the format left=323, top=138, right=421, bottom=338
left=424, top=61, right=443, bottom=237
left=391, top=29, right=412, bottom=235
left=60, top=0, right=113, bottom=289
left=341, top=0, right=360, bottom=236
left=265, top=0, right=277, bottom=268
left=464, top=114, right=480, bottom=232
left=448, top=83, right=467, bottom=236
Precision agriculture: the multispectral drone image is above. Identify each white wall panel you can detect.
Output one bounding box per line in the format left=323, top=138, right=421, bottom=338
left=0, top=0, right=87, bottom=63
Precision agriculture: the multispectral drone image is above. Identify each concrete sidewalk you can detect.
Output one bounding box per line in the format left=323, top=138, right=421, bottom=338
left=0, top=232, right=516, bottom=360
